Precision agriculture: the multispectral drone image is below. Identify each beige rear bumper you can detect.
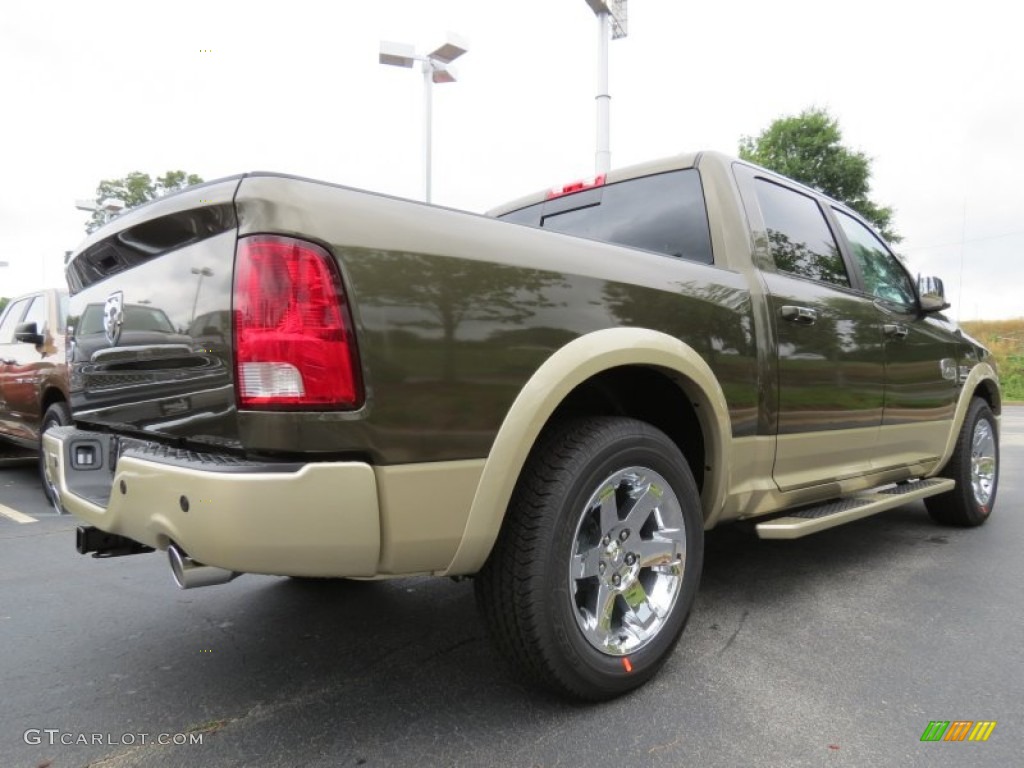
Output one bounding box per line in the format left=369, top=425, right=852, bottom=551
left=42, top=429, right=381, bottom=577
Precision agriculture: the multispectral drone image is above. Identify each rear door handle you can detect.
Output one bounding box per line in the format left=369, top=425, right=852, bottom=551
left=780, top=305, right=818, bottom=325
left=884, top=323, right=909, bottom=339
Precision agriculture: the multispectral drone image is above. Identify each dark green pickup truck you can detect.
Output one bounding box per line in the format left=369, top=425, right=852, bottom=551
left=43, top=151, right=1000, bottom=700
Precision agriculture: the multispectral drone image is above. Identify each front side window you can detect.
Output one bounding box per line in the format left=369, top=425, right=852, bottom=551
left=755, top=179, right=849, bottom=287
left=0, top=298, right=30, bottom=344
left=20, top=295, right=48, bottom=335
left=834, top=210, right=915, bottom=307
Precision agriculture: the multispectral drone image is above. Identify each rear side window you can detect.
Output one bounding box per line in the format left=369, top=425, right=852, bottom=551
left=501, top=170, right=714, bottom=264
left=755, top=179, right=849, bottom=288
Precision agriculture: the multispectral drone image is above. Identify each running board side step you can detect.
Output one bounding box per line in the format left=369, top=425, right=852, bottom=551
left=755, top=478, right=956, bottom=539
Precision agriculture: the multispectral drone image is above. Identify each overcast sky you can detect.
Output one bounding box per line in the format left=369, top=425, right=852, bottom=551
left=2, top=0, right=1021, bottom=320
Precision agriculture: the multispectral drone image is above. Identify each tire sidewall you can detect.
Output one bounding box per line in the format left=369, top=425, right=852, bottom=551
left=541, top=423, right=703, bottom=695
left=956, top=400, right=999, bottom=523
left=38, top=402, right=70, bottom=503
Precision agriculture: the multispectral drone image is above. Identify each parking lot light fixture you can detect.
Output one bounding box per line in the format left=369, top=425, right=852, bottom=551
left=379, top=34, right=469, bottom=203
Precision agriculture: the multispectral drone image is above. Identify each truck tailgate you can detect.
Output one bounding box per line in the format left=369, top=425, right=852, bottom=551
left=66, top=179, right=242, bottom=447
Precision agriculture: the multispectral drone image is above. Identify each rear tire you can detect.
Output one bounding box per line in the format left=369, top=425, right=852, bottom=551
left=925, top=398, right=998, bottom=527
left=39, top=402, right=71, bottom=511
left=474, top=416, right=703, bottom=701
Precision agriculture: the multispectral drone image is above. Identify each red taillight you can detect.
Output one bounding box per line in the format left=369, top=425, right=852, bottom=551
left=233, top=235, right=361, bottom=409
left=546, top=174, right=606, bottom=199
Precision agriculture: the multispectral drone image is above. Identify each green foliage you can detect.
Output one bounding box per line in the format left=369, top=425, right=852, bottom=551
left=961, top=319, right=1024, bottom=402
left=0, top=297, right=8, bottom=316
left=86, top=170, right=204, bottom=233
left=740, top=108, right=899, bottom=243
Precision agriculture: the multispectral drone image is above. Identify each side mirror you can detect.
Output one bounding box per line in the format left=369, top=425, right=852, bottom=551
left=14, top=321, right=45, bottom=346
left=918, top=275, right=950, bottom=313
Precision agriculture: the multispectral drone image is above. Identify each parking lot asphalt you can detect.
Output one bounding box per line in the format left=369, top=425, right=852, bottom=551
left=1, top=408, right=1022, bottom=768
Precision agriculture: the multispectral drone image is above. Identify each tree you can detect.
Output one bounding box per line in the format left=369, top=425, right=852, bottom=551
left=739, top=108, right=899, bottom=243
left=0, top=297, right=8, bottom=316
left=86, top=170, right=204, bottom=233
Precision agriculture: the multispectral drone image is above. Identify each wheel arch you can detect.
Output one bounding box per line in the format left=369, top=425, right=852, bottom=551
left=972, top=376, right=1001, bottom=416
left=443, top=327, right=731, bottom=576
left=41, top=385, right=68, bottom=415
left=928, top=363, right=1001, bottom=477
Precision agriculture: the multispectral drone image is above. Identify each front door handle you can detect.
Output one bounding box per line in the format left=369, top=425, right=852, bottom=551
left=780, top=305, right=818, bottom=325
left=884, top=323, right=909, bottom=339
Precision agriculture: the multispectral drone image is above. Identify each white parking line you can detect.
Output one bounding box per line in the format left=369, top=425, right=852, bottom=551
left=0, top=503, right=37, bottom=524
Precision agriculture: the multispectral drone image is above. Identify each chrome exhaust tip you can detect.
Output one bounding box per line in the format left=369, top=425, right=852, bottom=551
left=168, top=544, right=240, bottom=589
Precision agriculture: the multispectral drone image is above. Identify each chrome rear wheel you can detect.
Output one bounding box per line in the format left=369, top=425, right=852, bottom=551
left=569, top=467, right=686, bottom=656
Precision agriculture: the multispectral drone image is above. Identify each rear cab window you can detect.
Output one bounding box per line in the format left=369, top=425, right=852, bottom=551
left=498, top=169, right=714, bottom=265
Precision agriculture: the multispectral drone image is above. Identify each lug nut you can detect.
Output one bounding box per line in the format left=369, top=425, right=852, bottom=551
left=625, top=553, right=636, bottom=566
left=602, top=535, right=611, bottom=546
left=612, top=574, right=621, bottom=586
left=619, top=529, right=630, bottom=541
left=599, top=562, right=606, bottom=574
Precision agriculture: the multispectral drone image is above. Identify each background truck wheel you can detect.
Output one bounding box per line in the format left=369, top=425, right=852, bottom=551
left=39, top=402, right=71, bottom=510
left=474, top=416, right=703, bottom=701
left=925, top=398, right=999, bottom=527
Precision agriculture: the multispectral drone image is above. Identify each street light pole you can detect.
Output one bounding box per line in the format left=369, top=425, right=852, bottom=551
left=595, top=11, right=611, bottom=175
left=423, top=60, right=434, bottom=202
left=584, top=1, right=628, bottom=175
left=379, top=35, right=469, bottom=204
left=190, top=267, right=214, bottom=326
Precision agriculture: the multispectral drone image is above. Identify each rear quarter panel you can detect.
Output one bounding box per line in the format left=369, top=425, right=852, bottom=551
left=234, top=174, right=760, bottom=464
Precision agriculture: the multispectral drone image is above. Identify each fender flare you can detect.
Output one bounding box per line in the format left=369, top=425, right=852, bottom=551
left=443, top=327, right=731, bottom=575
left=928, top=362, right=1001, bottom=476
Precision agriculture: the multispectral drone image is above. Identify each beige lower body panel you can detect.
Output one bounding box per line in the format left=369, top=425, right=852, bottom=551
left=721, top=420, right=952, bottom=524
left=374, top=460, right=484, bottom=574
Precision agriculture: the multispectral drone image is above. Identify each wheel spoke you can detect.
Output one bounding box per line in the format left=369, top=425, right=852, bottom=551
left=594, top=583, right=617, bottom=634
left=623, top=483, right=660, bottom=531
left=634, top=534, right=682, bottom=569
left=572, top=546, right=603, bottom=580
left=598, top=489, right=619, bottom=533
left=621, top=579, right=659, bottom=633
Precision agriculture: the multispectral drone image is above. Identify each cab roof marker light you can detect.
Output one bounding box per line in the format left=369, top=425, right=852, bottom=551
left=546, top=174, right=607, bottom=200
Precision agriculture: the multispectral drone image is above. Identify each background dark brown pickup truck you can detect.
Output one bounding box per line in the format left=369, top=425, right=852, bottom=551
left=0, top=287, right=70, bottom=504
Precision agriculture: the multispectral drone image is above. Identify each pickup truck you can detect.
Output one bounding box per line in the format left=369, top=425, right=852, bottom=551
left=43, top=151, right=1001, bottom=700
left=0, top=287, right=71, bottom=505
